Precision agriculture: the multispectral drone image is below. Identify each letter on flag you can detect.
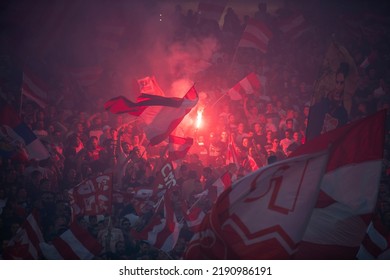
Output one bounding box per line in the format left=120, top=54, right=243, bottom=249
left=291, top=110, right=386, bottom=259
left=184, top=151, right=329, bottom=259
left=238, top=19, right=273, bottom=54
left=227, top=72, right=261, bottom=101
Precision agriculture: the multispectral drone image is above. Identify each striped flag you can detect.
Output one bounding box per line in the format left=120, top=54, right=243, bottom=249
left=227, top=72, right=261, bottom=100
left=168, top=135, right=193, bottom=160
left=132, top=191, right=181, bottom=252
left=0, top=104, right=50, bottom=161
left=21, top=69, right=49, bottom=108
left=278, top=13, right=314, bottom=41
left=39, top=223, right=102, bottom=259
left=238, top=19, right=273, bottom=54
left=291, top=110, right=386, bottom=259
left=3, top=211, right=44, bottom=259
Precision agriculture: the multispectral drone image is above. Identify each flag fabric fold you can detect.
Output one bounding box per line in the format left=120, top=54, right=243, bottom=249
left=184, top=151, right=329, bottom=259
left=227, top=72, right=261, bottom=100
left=168, top=135, right=193, bottom=161
left=39, top=223, right=102, bottom=260
left=291, top=110, right=386, bottom=259
left=132, top=191, right=181, bottom=252
left=357, top=214, right=390, bottom=259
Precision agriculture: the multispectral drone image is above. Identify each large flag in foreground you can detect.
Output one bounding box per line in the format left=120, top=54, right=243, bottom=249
left=184, top=151, right=329, bottom=259
left=227, top=72, right=261, bottom=101
left=0, top=104, right=50, bottom=161
left=39, top=223, right=102, bottom=259
left=291, top=110, right=386, bottom=259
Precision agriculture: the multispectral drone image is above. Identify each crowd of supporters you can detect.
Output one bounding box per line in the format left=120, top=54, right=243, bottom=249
left=1, top=1, right=390, bottom=259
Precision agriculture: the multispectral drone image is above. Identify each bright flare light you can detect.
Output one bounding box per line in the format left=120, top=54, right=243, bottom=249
left=196, top=109, right=203, bottom=129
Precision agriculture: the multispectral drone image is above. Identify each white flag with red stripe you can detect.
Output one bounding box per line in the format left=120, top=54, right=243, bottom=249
left=3, top=211, right=44, bottom=259
left=182, top=204, right=206, bottom=232
left=238, top=19, right=273, bottom=54
left=168, top=135, right=193, bottom=160
left=22, top=69, right=49, bottom=108
left=132, top=191, right=181, bottom=252
left=184, top=150, right=329, bottom=259
left=291, top=110, right=386, bottom=259
left=227, top=72, right=261, bottom=100
left=39, top=223, right=102, bottom=259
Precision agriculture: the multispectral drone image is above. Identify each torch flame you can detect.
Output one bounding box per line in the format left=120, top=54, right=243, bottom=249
left=196, top=109, right=203, bottom=129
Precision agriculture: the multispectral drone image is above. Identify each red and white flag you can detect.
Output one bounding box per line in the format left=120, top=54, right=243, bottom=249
left=181, top=203, right=206, bottom=232
left=195, top=171, right=232, bottom=203
left=132, top=191, right=181, bottom=252
left=168, top=135, right=193, bottom=161
left=21, top=69, right=49, bottom=108
left=357, top=214, right=390, bottom=260
left=238, top=19, right=273, bottom=54
left=291, top=110, right=386, bottom=259
left=198, top=0, right=227, bottom=22
left=3, top=211, right=44, bottom=259
left=70, top=65, right=104, bottom=87
left=68, top=173, right=113, bottom=218
left=227, top=72, right=261, bottom=101
left=184, top=151, right=329, bottom=259
left=39, top=223, right=102, bottom=259
left=105, top=85, right=198, bottom=145
left=278, top=13, right=314, bottom=41
left=137, top=76, right=165, bottom=96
